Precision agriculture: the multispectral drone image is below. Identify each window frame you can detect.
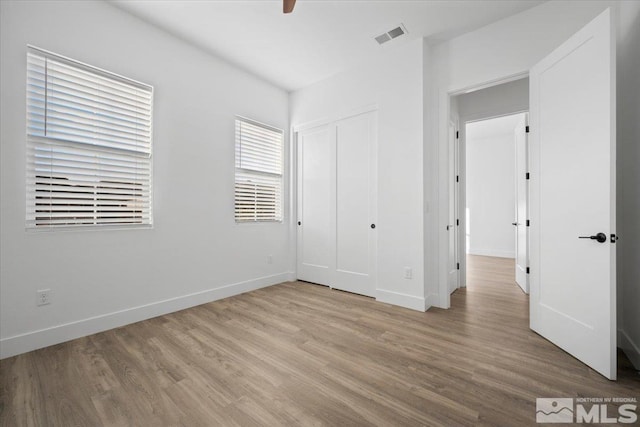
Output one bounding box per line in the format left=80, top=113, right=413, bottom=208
left=25, top=45, right=154, bottom=231
left=234, top=116, right=284, bottom=223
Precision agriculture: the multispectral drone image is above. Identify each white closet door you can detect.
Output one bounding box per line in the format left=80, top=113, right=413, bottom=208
left=332, top=111, right=377, bottom=297
left=296, top=125, right=331, bottom=285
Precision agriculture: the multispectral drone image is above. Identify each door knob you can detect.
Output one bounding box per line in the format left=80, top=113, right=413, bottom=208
left=297, top=221, right=301, bottom=226
left=370, top=224, right=376, bottom=229
left=578, top=232, right=607, bottom=243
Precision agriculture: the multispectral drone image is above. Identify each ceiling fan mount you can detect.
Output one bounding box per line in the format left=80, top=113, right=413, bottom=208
left=283, top=0, right=296, bottom=14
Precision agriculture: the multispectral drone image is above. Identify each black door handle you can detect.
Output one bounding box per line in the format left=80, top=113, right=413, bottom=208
left=297, top=221, right=301, bottom=226
left=578, top=232, right=607, bottom=243
left=512, top=222, right=518, bottom=226
left=371, top=224, right=376, bottom=229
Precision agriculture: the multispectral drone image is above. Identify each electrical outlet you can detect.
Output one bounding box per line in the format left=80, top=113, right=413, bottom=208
left=37, top=289, right=51, bottom=306
left=267, top=255, right=273, bottom=264
left=404, top=267, right=412, bottom=279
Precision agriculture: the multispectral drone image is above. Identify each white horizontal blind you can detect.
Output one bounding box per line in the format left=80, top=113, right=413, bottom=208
left=235, top=117, right=283, bottom=222
left=26, top=46, right=153, bottom=228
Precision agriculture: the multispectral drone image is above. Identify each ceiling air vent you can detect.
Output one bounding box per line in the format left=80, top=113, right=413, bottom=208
left=374, top=24, right=408, bottom=45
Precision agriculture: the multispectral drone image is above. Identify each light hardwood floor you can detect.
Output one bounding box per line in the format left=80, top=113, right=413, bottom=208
left=1, top=255, right=639, bottom=426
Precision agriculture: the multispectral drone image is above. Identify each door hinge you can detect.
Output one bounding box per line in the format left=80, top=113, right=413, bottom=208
left=456, top=219, right=459, bottom=226
left=525, top=125, right=530, bottom=133
left=456, top=175, right=459, bottom=183
left=526, top=220, right=530, bottom=227
left=457, top=263, right=460, bottom=270
left=456, top=131, right=459, bottom=139
left=526, top=172, right=530, bottom=180
left=526, top=267, right=530, bottom=274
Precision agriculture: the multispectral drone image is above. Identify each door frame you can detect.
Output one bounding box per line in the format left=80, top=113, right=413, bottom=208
left=514, top=113, right=530, bottom=293
left=439, top=72, right=529, bottom=308
left=447, top=119, right=460, bottom=293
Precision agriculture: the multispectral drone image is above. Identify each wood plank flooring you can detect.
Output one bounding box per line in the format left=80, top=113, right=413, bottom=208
left=1, top=255, right=639, bottom=426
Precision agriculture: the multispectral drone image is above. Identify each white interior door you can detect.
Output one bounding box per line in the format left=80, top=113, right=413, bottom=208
left=332, top=111, right=377, bottom=297
left=447, top=122, right=459, bottom=294
left=296, top=125, right=331, bottom=285
left=514, top=115, right=529, bottom=293
left=529, top=8, right=616, bottom=379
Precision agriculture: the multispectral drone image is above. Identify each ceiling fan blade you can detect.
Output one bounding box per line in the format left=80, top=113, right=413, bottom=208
left=283, top=0, right=296, bottom=14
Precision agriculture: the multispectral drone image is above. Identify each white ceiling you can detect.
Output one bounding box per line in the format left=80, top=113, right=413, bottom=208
left=466, top=113, right=526, bottom=140
left=111, top=0, right=544, bottom=92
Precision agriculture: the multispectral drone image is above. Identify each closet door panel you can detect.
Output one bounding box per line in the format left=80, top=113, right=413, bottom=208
left=333, top=111, right=377, bottom=297
left=336, top=115, right=370, bottom=275
left=296, top=125, right=331, bottom=285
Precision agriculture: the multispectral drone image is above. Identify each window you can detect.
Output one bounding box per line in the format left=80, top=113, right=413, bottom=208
left=26, top=46, right=153, bottom=229
left=234, top=117, right=283, bottom=222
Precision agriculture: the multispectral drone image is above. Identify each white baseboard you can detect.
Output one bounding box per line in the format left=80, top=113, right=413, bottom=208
left=0, top=271, right=296, bottom=359
left=468, top=248, right=515, bottom=258
left=376, top=289, right=426, bottom=312
left=618, top=329, right=640, bottom=370
left=424, top=293, right=436, bottom=311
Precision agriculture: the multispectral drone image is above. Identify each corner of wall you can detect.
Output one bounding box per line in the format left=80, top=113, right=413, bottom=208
left=618, top=329, right=640, bottom=370
left=376, top=289, right=426, bottom=312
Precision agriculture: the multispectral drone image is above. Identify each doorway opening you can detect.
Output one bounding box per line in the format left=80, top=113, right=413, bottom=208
left=465, top=113, right=529, bottom=294
left=447, top=77, right=529, bottom=299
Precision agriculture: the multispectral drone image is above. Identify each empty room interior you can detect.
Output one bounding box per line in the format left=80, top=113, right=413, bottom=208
left=1, top=0, right=639, bottom=425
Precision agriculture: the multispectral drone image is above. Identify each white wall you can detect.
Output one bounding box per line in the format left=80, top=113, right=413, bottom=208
left=425, top=1, right=639, bottom=321
left=465, top=132, right=515, bottom=258
left=290, top=39, right=426, bottom=311
left=457, top=78, right=529, bottom=122
left=0, top=0, right=291, bottom=358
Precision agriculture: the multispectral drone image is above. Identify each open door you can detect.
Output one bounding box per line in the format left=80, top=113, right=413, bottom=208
left=529, top=9, right=616, bottom=379
left=514, top=115, right=529, bottom=293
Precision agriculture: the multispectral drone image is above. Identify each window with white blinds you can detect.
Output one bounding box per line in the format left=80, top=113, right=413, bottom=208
left=26, top=46, right=153, bottom=229
left=235, top=117, right=283, bottom=222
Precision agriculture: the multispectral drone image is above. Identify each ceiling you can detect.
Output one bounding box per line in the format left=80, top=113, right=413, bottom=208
left=466, top=113, right=526, bottom=140
left=111, top=0, right=544, bottom=92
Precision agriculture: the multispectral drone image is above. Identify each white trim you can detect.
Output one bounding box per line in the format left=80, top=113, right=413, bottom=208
left=618, top=329, right=640, bottom=370
left=448, top=71, right=528, bottom=97
left=467, top=249, right=516, bottom=259
left=463, top=109, right=529, bottom=126
left=376, top=289, right=426, bottom=312
left=0, top=272, right=295, bottom=359
left=424, top=293, right=436, bottom=311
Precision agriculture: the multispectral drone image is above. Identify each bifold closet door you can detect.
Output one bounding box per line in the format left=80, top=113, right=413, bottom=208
left=332, top=111, right=377, bottom=297
left=296, top=125, right=331, bottom=285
